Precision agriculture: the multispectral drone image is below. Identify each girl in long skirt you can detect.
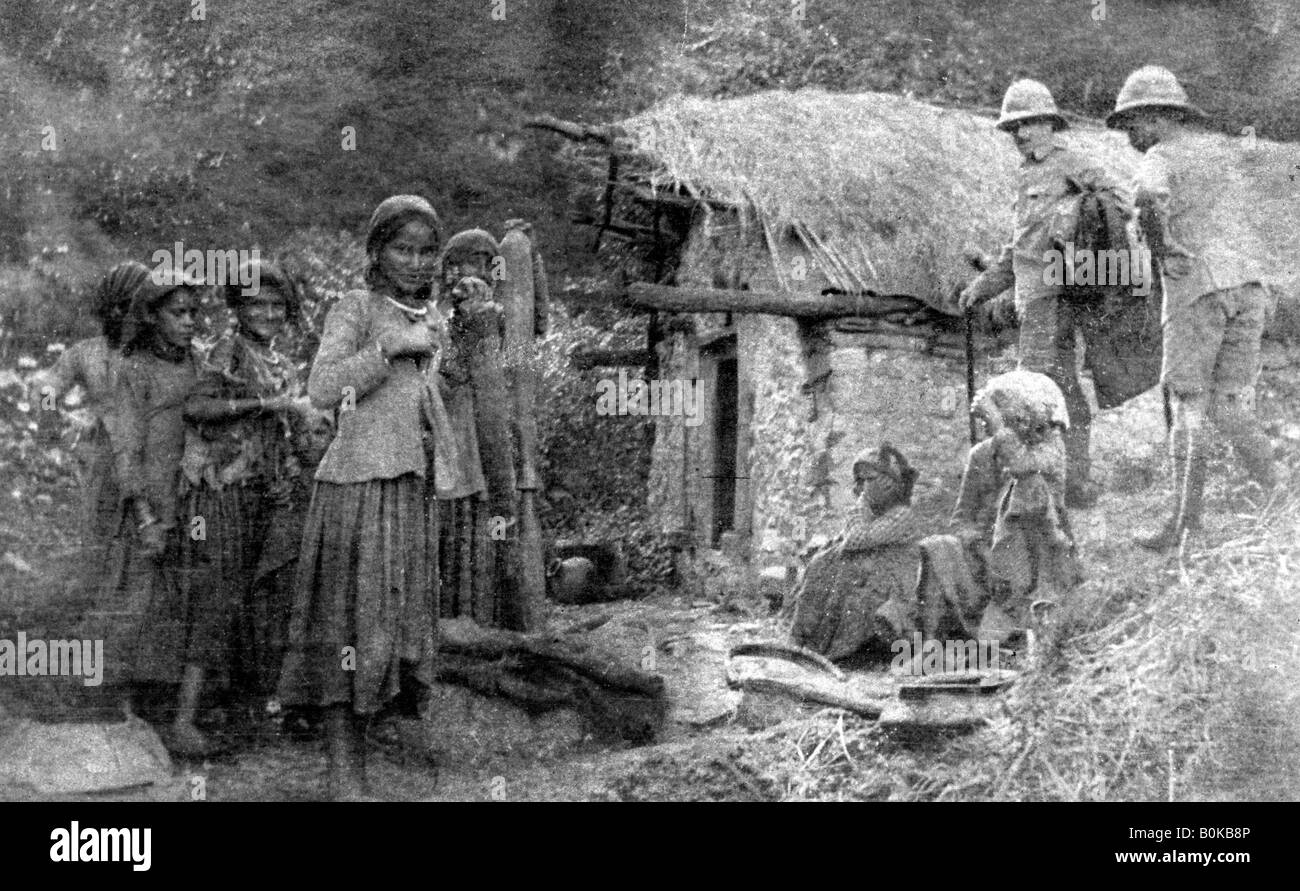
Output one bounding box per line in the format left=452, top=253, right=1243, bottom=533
left=277, top=195, right=453, bottom=800
left=181, top=260, right=320, bottom=727
left=108, top=270, right=225, bottom=756
left=433, top=229, right=517, bottom=626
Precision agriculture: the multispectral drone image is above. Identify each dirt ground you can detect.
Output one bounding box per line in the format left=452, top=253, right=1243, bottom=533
left=0, top=481, right=1287, bottom=803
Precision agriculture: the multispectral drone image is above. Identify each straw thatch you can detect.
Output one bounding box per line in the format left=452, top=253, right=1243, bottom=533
left=617, top=89, right=1142, bottom=313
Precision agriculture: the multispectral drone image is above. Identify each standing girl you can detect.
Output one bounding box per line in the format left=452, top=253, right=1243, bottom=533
left=110, top=269, right=225, bottom=756
left=181, top=260, right=317, bottom=725
left=434, top=229, right=516, bottom=626
left=29, top=261, right=151, bottom=564
left=277, top=195, right=452, bottom=800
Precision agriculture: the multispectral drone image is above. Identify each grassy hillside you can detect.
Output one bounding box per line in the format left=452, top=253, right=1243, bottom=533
left=2, top=0, right=1297, bottom=348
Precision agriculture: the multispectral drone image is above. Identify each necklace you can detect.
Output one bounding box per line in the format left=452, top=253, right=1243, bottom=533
left=386, top=294, right=428, bottom=317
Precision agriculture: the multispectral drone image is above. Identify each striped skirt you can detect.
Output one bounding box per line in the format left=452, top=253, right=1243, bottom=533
left=184, top=483, right=282, bottom=694
left=276, top=474, right=438, bottom=715
left=437, top=494, right=501, bottom=625
left=90, top=515, right=226, bottom=686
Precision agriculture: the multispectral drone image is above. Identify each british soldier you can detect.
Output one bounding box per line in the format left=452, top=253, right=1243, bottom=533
left=959, top=79, right=1125, bottom=509
left=1107, top=66, right=1280, bottom=549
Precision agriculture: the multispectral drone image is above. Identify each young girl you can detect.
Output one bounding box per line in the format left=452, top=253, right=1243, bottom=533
left=29, top=261, right=151, bottom=562
left=181, top=260, right=319, bottom=728
left=108, top=269, right=225, bottom=756
left=277, top=195, right=452, bottom=800
left=435, top=229, right=516, bottom=626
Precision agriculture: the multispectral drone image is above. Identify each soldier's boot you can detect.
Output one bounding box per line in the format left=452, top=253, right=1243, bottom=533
left=1063, top=421, right=1100, bottom=508
left=1218, top=399, right=1279, bottom=494
left=1054, top=363, right=1099, bottom=509
left=1138, top=427, right=1206, bottom=551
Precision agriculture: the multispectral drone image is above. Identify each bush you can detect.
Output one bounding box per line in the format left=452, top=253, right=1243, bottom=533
left=535, top=294, right=673, bottom=586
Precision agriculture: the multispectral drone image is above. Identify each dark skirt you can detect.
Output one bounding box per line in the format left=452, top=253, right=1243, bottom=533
left=437, top=494, right=498, bottom=625
left=185, top=483, right=300, bottom=696
left=87, top=508, right=227, bottom=686
left=276, top=475, right=438, bottom=716
left=75, top=423, right=122, bottom=575
left=789, top=542, right=920, bottom=662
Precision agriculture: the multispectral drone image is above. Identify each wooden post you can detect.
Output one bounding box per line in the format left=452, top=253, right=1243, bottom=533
left=500, top=221, right=548, bottom=631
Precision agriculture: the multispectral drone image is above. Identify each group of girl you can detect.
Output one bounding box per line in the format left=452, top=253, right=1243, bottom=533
left=33, top=194, right=516, bottom=800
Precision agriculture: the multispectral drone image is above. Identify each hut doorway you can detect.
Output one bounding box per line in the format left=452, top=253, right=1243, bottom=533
left=704, top=334, right=739, bottom=547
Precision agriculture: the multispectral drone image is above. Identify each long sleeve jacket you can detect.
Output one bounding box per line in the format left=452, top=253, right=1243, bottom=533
left=309, top=288, right=457, bottom=485
left=967, top=139, right=1121, bottom=311
left=113, top=349, right=200, bottom=527
left=1134, top=129, right=1269, bottom=320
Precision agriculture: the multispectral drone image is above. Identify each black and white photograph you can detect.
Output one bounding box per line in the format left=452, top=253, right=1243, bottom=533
left=0, top=0, right=1295, bottom=854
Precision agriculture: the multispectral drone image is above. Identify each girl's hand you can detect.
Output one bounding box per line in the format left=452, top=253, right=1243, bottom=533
left=380, top=325, right=435, bottom=360
left=139, top=522, right=168, bottom=559
left=451, top=276, right=493, bottom=305
left=262, top=393, right=298, bottom=413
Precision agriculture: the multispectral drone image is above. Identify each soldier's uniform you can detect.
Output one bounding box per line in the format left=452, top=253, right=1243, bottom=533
left=964, top=80, right=1123, bottom=506
left=1107, top=66, right=1278, bottom=548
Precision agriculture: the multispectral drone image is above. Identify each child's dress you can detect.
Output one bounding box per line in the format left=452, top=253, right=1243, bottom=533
left=29, top=336, right=125, bottom=560
left=182, top=335, right=315, bottom=697
left=277, top=288, right=454, bottom=716
left=98, top=348, right=225, bottom=686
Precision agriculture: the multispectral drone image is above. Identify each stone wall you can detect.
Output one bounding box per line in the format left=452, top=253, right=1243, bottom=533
left=648, top=222, right=986, bottom=567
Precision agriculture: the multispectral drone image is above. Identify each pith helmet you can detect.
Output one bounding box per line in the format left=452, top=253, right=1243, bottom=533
left=1106, top=65, right=1207, bottom=128
left=996, top=79, right=1068, bottom=132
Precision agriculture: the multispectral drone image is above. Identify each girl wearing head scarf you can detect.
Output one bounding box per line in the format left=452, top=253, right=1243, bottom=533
left=434, top=229, right=520, bottom=627
left=782, top=443, right=924, bottom=662
left=276, top=196, right=452, bottom=800
left=28, top=261, right=150, bottom=559
left=180, top=260, right=323, bottom=726
left=100, top=268, right=223, bottom=755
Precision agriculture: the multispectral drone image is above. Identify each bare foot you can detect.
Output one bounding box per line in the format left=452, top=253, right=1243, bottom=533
left=163, top=722, right=213, bottom=758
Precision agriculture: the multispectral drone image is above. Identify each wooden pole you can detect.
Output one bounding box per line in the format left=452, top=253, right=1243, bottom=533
left=500, top=222, right=548, bottom=631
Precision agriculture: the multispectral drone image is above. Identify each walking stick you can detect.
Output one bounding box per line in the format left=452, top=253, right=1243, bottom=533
left=961, top=252, right=989, bottom=447
left=964, top=307, right=978, bottom=446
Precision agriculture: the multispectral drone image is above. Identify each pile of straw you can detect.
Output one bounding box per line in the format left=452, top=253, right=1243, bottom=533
left=988, top=481, right=1300, bottom=801
left=750, top=449, right=1300, bottom=800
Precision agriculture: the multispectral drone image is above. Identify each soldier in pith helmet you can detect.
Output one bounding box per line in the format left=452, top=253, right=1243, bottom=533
left=959, top=79, right=1126, bottom=509
left=1107, top=66, right=1279, bottom=550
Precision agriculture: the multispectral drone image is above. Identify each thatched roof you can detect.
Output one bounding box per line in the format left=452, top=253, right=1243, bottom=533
left=1239, top=138, right=1300, bottom=307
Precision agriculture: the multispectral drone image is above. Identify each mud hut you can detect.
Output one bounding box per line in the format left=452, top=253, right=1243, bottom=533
left=541, top=87, right=1297, bottom=572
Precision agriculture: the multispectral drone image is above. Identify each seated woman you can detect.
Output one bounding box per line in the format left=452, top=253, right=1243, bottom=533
left=878, top=370, right=1081, bottom=652
left=782, top=444, right=923, bottom=662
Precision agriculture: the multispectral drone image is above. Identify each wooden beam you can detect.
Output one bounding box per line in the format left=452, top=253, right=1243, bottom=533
left=525, top=114, right=618, bottom=145
left=626, top=282, right=940, bottom=319
left=570, top=215, right=660, bottom=242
